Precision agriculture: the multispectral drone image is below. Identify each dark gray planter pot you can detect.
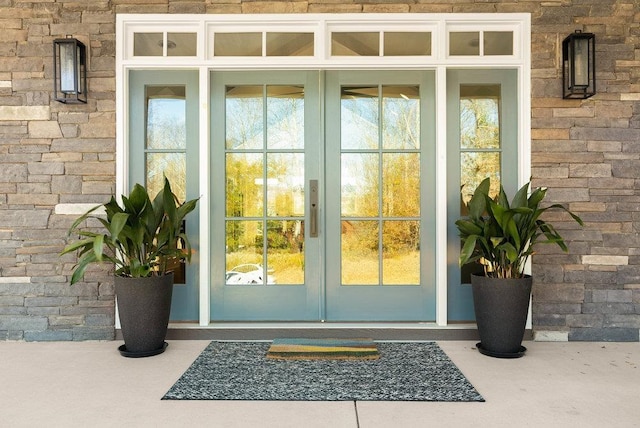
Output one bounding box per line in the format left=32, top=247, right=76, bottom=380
left=115, top=273, right=173, bottom=357
left=471, top=274, right=532, bottom=358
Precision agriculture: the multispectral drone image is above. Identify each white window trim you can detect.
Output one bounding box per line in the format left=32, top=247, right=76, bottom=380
left=115, top=13, right=531, bottom=328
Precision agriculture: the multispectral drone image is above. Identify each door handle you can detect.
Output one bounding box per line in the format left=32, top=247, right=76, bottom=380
left=310, top=180, right=318, bottom=238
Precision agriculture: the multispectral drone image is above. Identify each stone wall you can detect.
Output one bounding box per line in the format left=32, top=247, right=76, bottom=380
left=0, top=1, right=117, bottom=340
left=0, top=0, right=638, bottom=341
left=526, top=0, right=640, bottom=342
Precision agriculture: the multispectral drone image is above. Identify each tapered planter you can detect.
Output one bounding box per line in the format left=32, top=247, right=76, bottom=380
left=115, top=273, right=173, bottom=358
left=471, top=274, right=532, bottom=358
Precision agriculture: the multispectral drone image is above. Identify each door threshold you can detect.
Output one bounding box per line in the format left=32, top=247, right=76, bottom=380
left=146, top=322, right=511, bottom=341
left=168, top=322, right=476, bottom=329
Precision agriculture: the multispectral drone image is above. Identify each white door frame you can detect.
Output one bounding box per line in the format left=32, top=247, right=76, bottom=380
left=115, top=13, right=531, bottom=327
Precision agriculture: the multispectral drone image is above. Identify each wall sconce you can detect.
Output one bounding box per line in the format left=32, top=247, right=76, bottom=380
left=562, top=30, right=596, bottom=99
left=53, top=36, right=87, bottom=104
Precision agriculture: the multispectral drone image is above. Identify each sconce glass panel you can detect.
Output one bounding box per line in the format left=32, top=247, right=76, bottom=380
left=562, top=31, right=596, bottom=99
left=53, top=37, right=87, bottom=104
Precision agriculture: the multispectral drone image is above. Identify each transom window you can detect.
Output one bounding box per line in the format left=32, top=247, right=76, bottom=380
left=121, top=14, right=527, bottom=66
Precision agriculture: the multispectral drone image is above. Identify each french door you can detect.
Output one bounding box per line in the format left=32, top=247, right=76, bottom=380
left=209, top=70, right=436, bottom=321
left=210, top=71, right=322, bottom=320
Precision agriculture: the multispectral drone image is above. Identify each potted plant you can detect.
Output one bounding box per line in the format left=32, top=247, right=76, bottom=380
left=456, top=177, right=582, bottom=358
left=61, top=177, right=198, bottom=357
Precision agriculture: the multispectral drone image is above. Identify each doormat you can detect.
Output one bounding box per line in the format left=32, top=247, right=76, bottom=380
left=162, top=341, right=484, bottom=401
left=266, top=338, right=379, bottom=360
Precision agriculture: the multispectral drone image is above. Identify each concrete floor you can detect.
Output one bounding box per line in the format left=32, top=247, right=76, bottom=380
left=1, top=340, right=638, bottom=428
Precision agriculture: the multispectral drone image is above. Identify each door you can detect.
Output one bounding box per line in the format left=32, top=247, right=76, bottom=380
left=210, top=71, right=322, bottom=320
left=325, top=71, right=436, bottom=321
left=210, top=70, right=436, bottom=321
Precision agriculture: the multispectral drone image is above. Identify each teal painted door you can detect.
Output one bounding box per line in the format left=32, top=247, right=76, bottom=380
left=209, top=70, right=436, bottom=321
left=209, top=71, right=322, bottom=320
left=129, top=70, right=200, bottom=321
left=325, top=71, right=437, bottom=321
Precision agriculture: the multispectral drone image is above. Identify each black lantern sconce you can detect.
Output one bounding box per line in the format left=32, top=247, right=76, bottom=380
left=53, top=36, right=87, bottom=104
left=562, top=30, right=596, bottom=99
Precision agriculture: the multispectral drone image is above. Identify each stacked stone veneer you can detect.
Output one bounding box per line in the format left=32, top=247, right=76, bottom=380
left=0, top=0, right=639, bottom=341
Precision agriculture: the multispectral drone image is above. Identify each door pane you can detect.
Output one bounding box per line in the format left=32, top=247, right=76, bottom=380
left=341, top=153, right=379, bottom=217
left=341, top=86, right=379, bottom=150
left=146, top=86, right=186, bottom=150
left=382, top=153, right=420, bottom=217
left=460, top=152, right=500, bottom=209
left=225, top=220, right=266, bottom=285
left=382, top=220, right=420, bottom=285
left=267, top=85, right=304, bottom=149
left=267, top=153, right=305, bottom=217
left=226, top=153, right=263, bottom=217
left=460, top=85, right=500, bottom=149
left=226, top=86, right=263, bottom=149
left=146, top=153, right=186, bottom=201
left=382, top=85, right=420, bottom=149
left=342, top=220, right=379, bottom=285
left=266, top=220, right=304, bottom=285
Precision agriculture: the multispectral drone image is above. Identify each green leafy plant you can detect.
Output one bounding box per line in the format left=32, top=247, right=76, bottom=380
left=456, top=177, right=583, bottom=279
left=61, top=177, right=199, bottom=284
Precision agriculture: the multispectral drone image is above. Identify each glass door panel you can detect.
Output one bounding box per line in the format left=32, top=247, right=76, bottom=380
left=224, top=85, right=305, bottom=286
left=325, top=70, right=436, bottom=321
left=210, top=71, right=320, bottom=321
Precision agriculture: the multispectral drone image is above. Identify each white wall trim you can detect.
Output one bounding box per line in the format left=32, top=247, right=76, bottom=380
left=198, top=67, right=211, bottom=327
left=520, top=14, right=533, bottom=329
left=115, top=14, right=127, bottom=203
left=435, top=65, right=448, bottom=326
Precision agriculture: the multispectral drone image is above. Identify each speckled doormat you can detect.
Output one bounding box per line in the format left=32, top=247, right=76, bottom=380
left=162, top=341, right=484, bottom=401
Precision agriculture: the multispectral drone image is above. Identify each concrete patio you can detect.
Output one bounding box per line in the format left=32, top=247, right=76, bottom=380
left=1, top=340, right=638, bottom=427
